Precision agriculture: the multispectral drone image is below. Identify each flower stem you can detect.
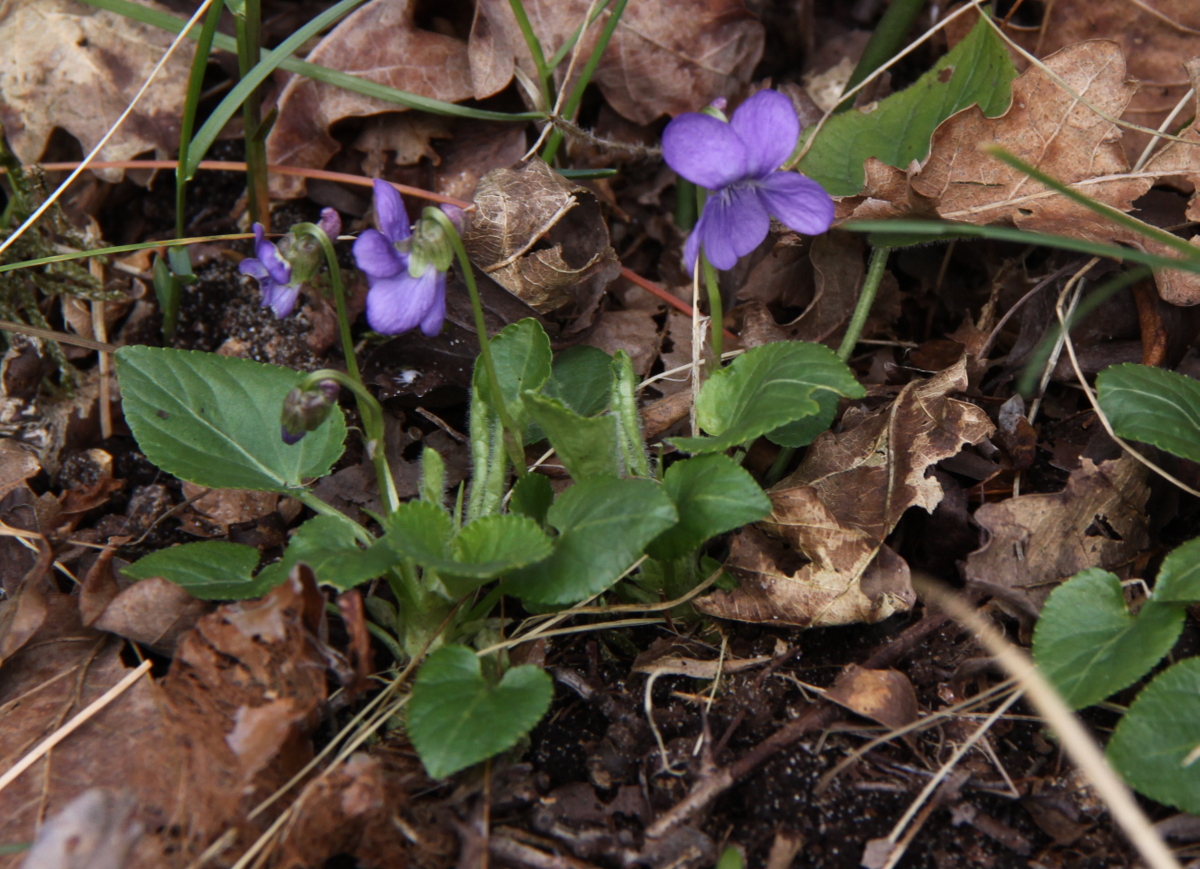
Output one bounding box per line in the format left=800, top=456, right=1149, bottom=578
left=428, top=209, right=528, bottom=478
left=293, top=223, right=360, bottom=383
left=701, top=254, right=723, bottom=363
left=837, top=245, right=890, bottom=362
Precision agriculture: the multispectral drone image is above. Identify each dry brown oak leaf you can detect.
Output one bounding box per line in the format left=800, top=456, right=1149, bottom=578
left=909, top=39, right=1200, bottom=304
left=0, top=570, right=338, bottom=868
left=962, top=0, right=1200, bottom=159
left=915, top=40, right=1200, bottom=303
left=696, top=358, right=994, bottom=627
left=265, top=0, right=475, bottom=199
left=963, top=456, right=1150, bottom=617
left=468, top=0, right=763, bottom=122
left=0, top=0, right=190, bottom=183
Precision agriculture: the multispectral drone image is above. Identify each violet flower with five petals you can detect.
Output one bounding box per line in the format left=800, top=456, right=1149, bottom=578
left=352, top=179, right=446, bottom=337
left=239, top=224, right=302, bottom=318
left=662, top=89, right=834, bottom=272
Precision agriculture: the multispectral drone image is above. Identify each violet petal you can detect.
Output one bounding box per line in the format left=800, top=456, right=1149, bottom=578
left=662, top=112, right=748, bottom=190
left=694, top=183, right=770, bottom=270
left=253, top=224, right=292, bottom=286
left=353, top=228, right=405, bottom=278
left=730, top=90, right=800, bottom=179
left=756, top=171, right=835, bottom=236
left=366, top=265, right=441, bottom=335
left=372, top=179, right=410, bottom=244
left=418, top=272, right=447, bottom=337
left=261, top=281, right=301, bottom=319
left=239, top=257, right=269, bottom=281
left=683, top=228, right=703, bottom=275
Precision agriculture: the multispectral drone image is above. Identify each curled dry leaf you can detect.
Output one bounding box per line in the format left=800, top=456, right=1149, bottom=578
left=908, top=40, right=1200, bottom=304
left=265, top=0, right=475, bottom=199
left=468, top=0, right=764, bottom=122
left=0, top=0, right=189, bottom=183
left=464, top=159, right=620, bottom=314
left=92, top=576, right=213, bottom=656
left=964, top=456, right=1150, bottom=615
left=825, top=665, right=920, bottom=732
left=697, top=358, right=993, bottom=627
left=0, top=439, right=39, bottom=503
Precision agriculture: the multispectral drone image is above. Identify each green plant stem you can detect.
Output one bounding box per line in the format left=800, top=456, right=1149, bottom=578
left=297, top=491, right=373, bottom=543
left=674, top=176, right=697, bottom=231
left=507, top=0, right=553, bottom=111
left=234, top=0, right=270, bottom=227
left=837, top=245, right=890, bottom=361
left=836, top=0, right=928, bottom=113
left=293, top=223, right=360, bottom=384
left=764, top=447, right=794, bottom=486
left=300, top=367, right=399, bottom=514
left=428, top=209, right=528, bottom=478
left=701, top=254, right=722, bottom=363
left=541, top=0, right=628, bottom=164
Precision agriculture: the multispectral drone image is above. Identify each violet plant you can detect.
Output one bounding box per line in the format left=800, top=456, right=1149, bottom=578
left=112, top=170, right=862, bottom=778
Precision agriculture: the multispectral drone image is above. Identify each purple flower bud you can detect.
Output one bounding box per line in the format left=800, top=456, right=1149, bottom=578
left=439, top=203, right=467, bottom=234
left=318, top=208, right=342, bottom=238
left=662, top=89, right=835, bottom=272
left=281, top=379, right=340, bottom=444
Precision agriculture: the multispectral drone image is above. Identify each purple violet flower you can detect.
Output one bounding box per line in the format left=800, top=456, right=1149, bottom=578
left=662, top=89, right=835, bottom=272
left=352, top=179, right=447, bottom=337
left=239, top=224, right=302, bottom=318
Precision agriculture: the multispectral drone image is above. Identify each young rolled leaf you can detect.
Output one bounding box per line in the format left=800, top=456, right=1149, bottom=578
left=671, top=342, right=865, bottom=455
left=542, top=345, right=614, bottom=417
left=1107, top=657, right=1200, bottom=814
left=522, top=392, right=622, bottom=480
left=116, top=346, right=346, bottom=492
left=1096, top=363, right=1200, bottom=464
left=122, top=541, right=267, bottom=600
left=474, top=318, right=552, bottom=439
left=504, top=476, right=678, bottom=605
left=408, top=644, right=553, bottom=779
left=646, top=455, right=772, bottom=561
left=255, top=515, right=395, bottom=592
left=1152, top=537, right=1200, bottom=604
left=1032, top=568, right=1184, bottom=710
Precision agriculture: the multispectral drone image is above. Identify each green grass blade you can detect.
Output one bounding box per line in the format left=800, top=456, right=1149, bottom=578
left=982, top=145, right=1200, bottom=263
left=80, top=0, right=542, bottom=124
left=0, top=234, right=248, bottom=274
left=541, top=0, right=628, bottom=163
left=185, top=0, right=364, bottom=181
left=841, top=219, right=1200, bottom=275
left=176, top=0, right=223, bottom=237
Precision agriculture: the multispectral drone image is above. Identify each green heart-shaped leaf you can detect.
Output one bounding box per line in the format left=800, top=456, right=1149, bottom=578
left=408, top=645, right=553, bottom=778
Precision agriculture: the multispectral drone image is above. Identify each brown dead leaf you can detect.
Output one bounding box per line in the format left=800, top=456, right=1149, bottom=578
left=972, top=0, right=1200, bottom=158
left=92, top=576, right=212, bottom=656
left=178, top=482, right=278, bottom=538
left=825, top=665, right=920, bottom=732
left=468, top=0, right=764, bottom=123
left=465, top=159, right=620, bottom=314
left=697, top=359, right=993, bottom=627
left=0, top=0, right=189, bottom=183
left=79, top=541, right=122, bottom=627
left=582, top=309, right=661, bottom=377
left=0, top=539, right=51, bottom=665
left=265, top=0, right=475, bottom=199
left=910, top=40, right=1200, bottom=304
left=964, top=456, right=1150, bottom=613
left=0, top=440, right=39, bottom=503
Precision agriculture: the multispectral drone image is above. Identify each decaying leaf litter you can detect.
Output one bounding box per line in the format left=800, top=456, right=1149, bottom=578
left=3, top=0, right=1200, bottom=866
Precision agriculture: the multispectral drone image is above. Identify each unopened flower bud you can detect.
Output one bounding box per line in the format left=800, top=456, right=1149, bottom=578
left=318, top=208, right=342, bottom=238
left=281, top=378, right=339, bottom=444
left=439, top=203, right=467, bottom=234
